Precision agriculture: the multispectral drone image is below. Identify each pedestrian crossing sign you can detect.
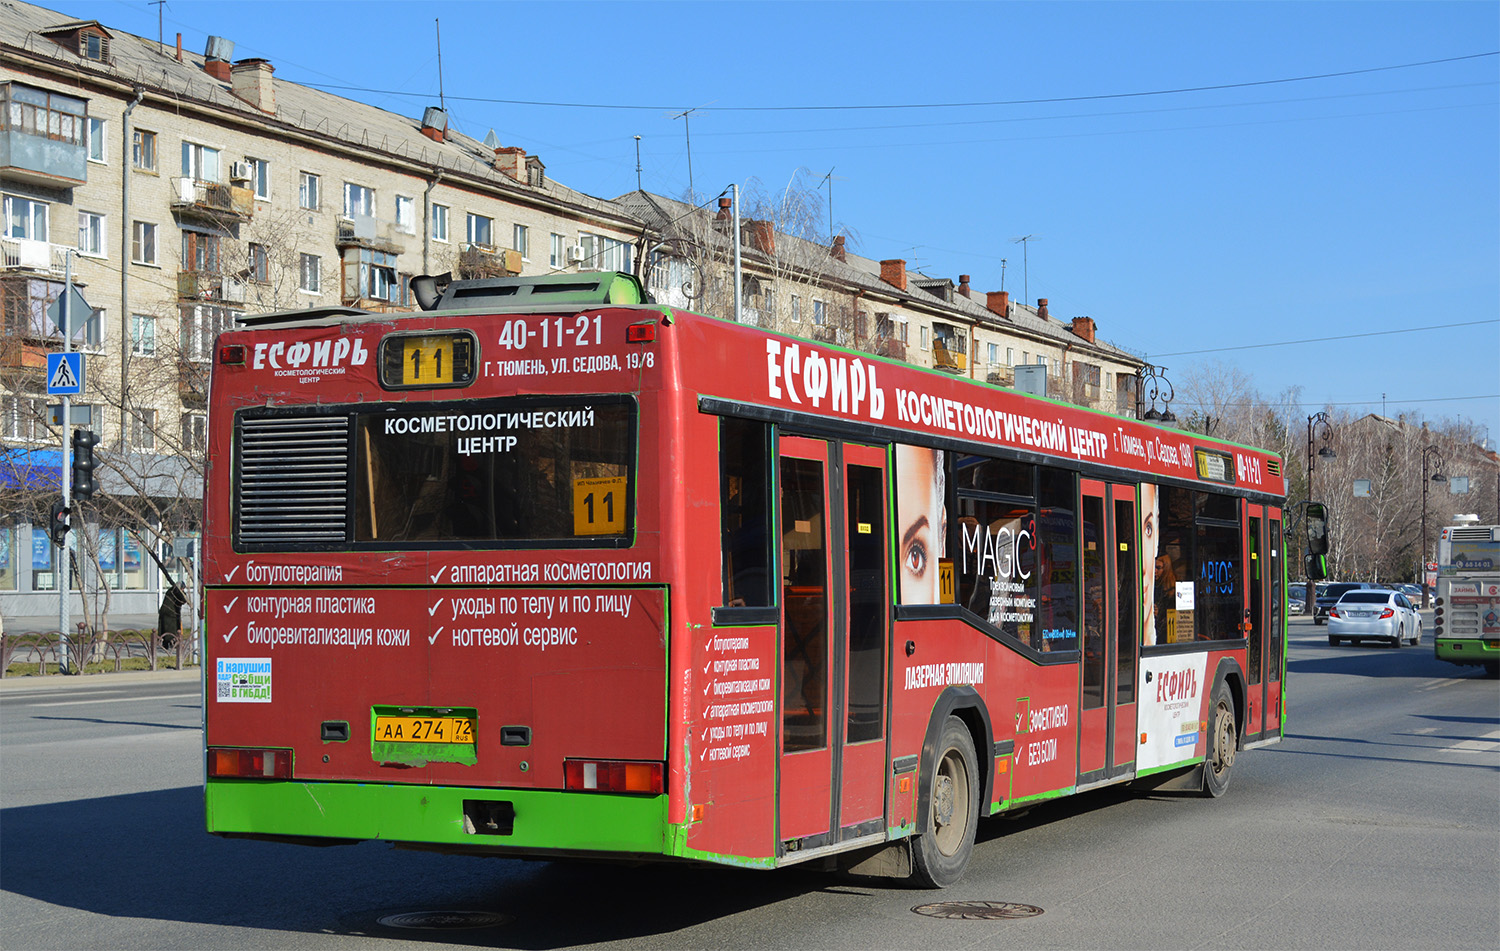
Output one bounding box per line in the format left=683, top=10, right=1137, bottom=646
left=46, top=352, right=84, bottom=395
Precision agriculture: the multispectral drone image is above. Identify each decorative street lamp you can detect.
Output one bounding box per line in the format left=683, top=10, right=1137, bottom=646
left=1420, top=445, right=1447, bottom=609
left=1135, top=364, right=1176, bottom=423
left=1305, top=412, right=1336, bottom=612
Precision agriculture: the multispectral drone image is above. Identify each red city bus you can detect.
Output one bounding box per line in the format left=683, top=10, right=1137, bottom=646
left=202, top=271, right=1288, bottom=886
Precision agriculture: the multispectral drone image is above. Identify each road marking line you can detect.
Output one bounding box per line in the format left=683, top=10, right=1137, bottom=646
left=1436, top=728, right=1500, bottom=755
left=30, top=692, right=200, bottom=707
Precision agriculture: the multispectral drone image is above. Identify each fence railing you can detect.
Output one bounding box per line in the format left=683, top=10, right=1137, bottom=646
left=2, top=627, right=200, bottom=676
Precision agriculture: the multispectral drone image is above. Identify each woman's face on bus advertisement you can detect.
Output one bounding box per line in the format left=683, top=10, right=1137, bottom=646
left=1140, top=483, right=1160, bottom=645
left=896, top=444, right=944, bottom=604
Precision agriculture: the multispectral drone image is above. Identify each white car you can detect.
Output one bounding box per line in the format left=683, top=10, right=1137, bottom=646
left=1327, top=590, right=1422, bottom=648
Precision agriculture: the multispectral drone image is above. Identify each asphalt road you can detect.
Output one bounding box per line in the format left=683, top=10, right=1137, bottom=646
left=2, top=617, right=1495, bottom=951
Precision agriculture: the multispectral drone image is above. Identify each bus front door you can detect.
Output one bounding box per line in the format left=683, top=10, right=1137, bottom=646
left=776, top=437, right=889, bottom=853
left=1077, top=480, right=1139, bottom=782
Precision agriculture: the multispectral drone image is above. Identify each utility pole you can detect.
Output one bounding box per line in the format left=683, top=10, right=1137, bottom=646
left=634, top=135, right=642, bottom=192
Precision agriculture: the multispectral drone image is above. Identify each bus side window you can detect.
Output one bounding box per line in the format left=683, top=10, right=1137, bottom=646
left=720, top=417, right=773, bottom=608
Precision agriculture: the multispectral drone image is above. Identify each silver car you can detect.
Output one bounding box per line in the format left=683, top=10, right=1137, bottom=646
left=1327, top=590, right=1422, bottom=647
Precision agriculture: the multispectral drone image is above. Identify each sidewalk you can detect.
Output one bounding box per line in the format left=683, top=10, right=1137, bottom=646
left=0, top=667, right=201, bottom=690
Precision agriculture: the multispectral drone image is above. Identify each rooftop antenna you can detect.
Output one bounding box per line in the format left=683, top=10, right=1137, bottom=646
left=152, top=0, right=166, bottom=51
left=634, top=135, right=642, bottom=192
left=1000, top=257, right=1008, bottom=293
left=1012, top=234, right=1040, bottom=307
left=671, top=109, right=697, bottom=202
left=818, top=167, right=848, bottom=245
left=435, top=19, right=446, bottom=112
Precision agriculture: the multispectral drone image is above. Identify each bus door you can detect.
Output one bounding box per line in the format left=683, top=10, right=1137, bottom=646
left=776, top=437, right=889, bottom=851
left=1243, top=505, right=1282, bottom=742
left=1077, top=480, right=1139, bottom=782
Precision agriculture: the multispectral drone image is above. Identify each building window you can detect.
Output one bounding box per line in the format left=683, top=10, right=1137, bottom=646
left=812, top=300, right=827, bottom=326
left=550, top=232, right=566, bottom=267
left=298, top=171, right=320, bottom=210
left=987, top=343, right=999, bottom=365
left=1, top=84, right=85, bottom=147
left=466, top=213, right=493, bottom=247
left=920, top=326, right=930, bottom=351
left=395, top=195, right=415, bottom=234
left=180, top=303, right=235, bottom=361
left=790, top=295, right=801, bottom=323
left=299, top=253, right=321, bottom=293
left=181, top=231, right=221, bottom=273
left=80, top=32, right=107, bottom=61
left=87, top=117, right=105, bottom=163
left=577, top=232, right=630, bottom=272
left=131, top=221, right=156, bottom=265
left=247, top=243, right=268, bottom=283
left=130, top=408, right=158, bottom=450
left=430, top=204, right=449, bottom=243
left=132, top=129, right=157, bottom=170
left=79, top=306, right=104, bottom=351
left=1006, top=347, right=1015, bottom=366
left=513, top=223, right=529, bottom=259
left=247, top=157, right=270, bottom=199
left=131, top=314, right=156, bottom=355
left=897, top=319, right=909, bottom=344
left=181, top=412, right=207, bottom=453
left=343, top=182, right=375, bottom=218
left=76, top=211, right=105, bottom=256
left=181, top=142, right=220, bottom=183
left=342, top=248, right=397, bottom=302
left=3, top=196, right=49, bottom=241
left=1, top=393, right=47, bottom=440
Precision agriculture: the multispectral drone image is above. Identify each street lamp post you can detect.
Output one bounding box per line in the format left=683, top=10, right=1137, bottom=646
left=1420, top=445, right=1446, bottom=609
left=1305, top=412, right=1335, bottom=613
left=1134, top=364, right=1176, bottom=423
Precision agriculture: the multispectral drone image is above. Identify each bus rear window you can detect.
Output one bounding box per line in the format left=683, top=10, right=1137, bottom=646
left=354, top=399, right=634, bottom=544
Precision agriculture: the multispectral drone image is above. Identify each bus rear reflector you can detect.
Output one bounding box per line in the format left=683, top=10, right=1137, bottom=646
left=625, top=322, right=656, bottom=344
left=217, top=344, right=246, bottom=365
left=563, top=759, right=663, bottom=794
left=208, top=747, right=292, bottom=779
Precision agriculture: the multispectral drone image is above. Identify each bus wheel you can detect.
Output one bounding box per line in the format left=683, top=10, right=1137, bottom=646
left=911, top=716, right=979, bottom=888
left=1201, top=682, right=1236, bottom=799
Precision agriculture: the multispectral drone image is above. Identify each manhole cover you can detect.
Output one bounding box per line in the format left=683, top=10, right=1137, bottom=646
left=912, top=900, right=1044, bottom=920
left=376, top=910, right=512, bottom=930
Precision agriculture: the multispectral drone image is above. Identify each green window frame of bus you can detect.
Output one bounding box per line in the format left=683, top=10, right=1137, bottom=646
left=352, top=396, right=636, bottom=547
left=716, top=417, right=775, bottom=620
left=1152, top=483, right=1244, bottom=643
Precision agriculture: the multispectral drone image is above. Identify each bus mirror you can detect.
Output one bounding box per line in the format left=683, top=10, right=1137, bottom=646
left=1305, top=553, right=1328, bottom=581
left=1306, top=502, right=1329, bottom=556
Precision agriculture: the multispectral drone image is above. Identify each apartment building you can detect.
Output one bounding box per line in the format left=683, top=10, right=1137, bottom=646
left=619, top=190, right=1145, bottom=416
left=0, top=1, right=643, bottom=625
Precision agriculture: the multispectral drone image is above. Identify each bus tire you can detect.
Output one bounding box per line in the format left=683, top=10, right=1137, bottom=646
left=1201, top=681, right=1236, bottom=799
left=911, top=716, right=979, bottom=888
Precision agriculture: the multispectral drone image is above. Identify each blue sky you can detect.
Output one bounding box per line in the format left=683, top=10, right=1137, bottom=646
left=61, top=0, right=1500, bottom=443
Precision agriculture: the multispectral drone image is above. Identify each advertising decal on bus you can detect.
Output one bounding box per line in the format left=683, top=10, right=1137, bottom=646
left=1137, top=655, right=1209, bottom=770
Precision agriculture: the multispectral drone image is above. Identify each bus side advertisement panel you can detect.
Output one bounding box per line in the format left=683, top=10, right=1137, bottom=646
left=1137, top=652, right=1214, bottom=771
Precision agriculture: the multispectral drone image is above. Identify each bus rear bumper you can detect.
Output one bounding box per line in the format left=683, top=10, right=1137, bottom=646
left=205, top=779, right=670, bottom=858
left=1434, top=637, right=1500, bottom=667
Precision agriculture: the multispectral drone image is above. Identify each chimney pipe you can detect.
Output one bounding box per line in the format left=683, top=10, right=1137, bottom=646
left=230, top=58, right=275, bottom=114
left=831, top=235, right=846, bottom=261
left=986, top=290, right=1010, bottom=317
left=175, top=32, right=182, bottom=62
left=958, top=274, right=971, bottom=298
left=1037, top=298, right=1049, bottom=319
left=880, top=259, right=907, bottom=291
left=420, top=106, right=448, bottom=143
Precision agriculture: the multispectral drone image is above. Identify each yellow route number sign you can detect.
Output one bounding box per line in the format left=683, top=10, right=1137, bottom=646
left=573, top=476, right=627, bottom=535
left=402, top=335, right=455, bottom=386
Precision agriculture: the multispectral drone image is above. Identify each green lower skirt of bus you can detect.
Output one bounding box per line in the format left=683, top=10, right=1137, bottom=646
left=1435, top=638, right=1500, bottom=662
left=205, top=779, right=669, bottom=855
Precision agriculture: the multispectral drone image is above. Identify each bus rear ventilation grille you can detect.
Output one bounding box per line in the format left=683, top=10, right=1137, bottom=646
left=1266, top=459, right=1281, bottom=476
left=236, top=415, right=351, bottom=545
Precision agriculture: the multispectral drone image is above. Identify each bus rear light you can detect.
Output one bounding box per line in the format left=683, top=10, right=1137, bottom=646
left=208, top=747, right=292, bottom=779
left=563, top=759, right=663, bottom=794
left=625, top=322, right=657, bottom=344
left=217, top=344, right=246, bottom=365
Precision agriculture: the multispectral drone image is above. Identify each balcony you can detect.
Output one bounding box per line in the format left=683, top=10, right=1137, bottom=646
left=457, top=245, right=522, bottom=280
left=986, top=366, right=1015, bottom=387
left=0, top=237, right=68, bottom=277
left=932, top=340, right=967, bottom=374
left=344, top=297, right=414, bottom=315
left=336, top=214, right=407, bottom=254
left=170, top=177, right=253, bottom=223
left=178, top=361, right=209, bottom=404
left=863, top=336, right=907, bottom=362
left=177, top=270, right=246, bottom=303
left=0, top=337, right=56, bottom=372
left=0, top=83, right=88, bottom=187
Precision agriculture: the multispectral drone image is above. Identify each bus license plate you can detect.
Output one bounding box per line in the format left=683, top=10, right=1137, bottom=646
left=373, top=716, right=474, bottom=744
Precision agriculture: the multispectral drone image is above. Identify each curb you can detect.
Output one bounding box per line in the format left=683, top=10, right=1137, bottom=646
left=0, top=668, right=202, bottom=691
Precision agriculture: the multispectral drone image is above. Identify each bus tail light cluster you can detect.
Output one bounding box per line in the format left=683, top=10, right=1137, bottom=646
left=625, top=321, right=657, bottom=344
left=563, top=759, right=663, bottom=794
left=218, top=343, right=246, bottom=365
left=208, top=747, right=292, bottom=779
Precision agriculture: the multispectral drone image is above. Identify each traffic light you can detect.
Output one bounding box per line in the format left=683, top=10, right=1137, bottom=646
left=49, top=500, right=70, bottom=546
left=71, top=428, right=99, bottom=501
